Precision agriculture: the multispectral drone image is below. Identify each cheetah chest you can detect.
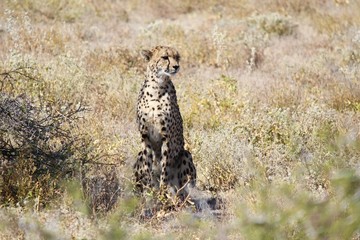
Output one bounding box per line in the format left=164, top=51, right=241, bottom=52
left=139, top=94, right=172, bottom=147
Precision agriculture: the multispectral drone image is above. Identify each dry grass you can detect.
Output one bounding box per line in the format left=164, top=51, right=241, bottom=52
left=1, top=0, right=360, bottom=239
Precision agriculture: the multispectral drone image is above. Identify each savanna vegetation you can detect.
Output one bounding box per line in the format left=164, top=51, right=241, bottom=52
left=1, top=0, right=360, bottom=239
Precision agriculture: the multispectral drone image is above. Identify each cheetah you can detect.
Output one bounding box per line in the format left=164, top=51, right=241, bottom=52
left=134, top=46, right=196, bottom=200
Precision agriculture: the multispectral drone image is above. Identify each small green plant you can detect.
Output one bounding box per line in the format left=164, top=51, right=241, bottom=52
left=248, top=12, right=296, bottom=37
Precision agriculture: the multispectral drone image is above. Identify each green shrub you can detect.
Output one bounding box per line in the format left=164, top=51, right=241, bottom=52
left=236, top=170, right=360, bottom=240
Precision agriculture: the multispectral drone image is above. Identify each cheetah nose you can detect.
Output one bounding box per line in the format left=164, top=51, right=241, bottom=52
left=173, top=65, right=179, bottom=71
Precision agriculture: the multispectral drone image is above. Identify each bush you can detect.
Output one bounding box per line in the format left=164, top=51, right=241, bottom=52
left=0, top=65, right=90, bottom=207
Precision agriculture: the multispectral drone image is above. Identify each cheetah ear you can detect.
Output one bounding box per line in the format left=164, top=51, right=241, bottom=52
left=140, top=49, right=152, bottom=61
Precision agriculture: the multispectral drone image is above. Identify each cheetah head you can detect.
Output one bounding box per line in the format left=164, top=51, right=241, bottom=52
left=141, top=46, right=180, bottom=78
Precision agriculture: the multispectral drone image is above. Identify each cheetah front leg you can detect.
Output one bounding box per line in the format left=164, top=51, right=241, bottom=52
left=134, top=151, right=148, bottom=193
left=159, top=139, right=172, bottom=191
left=134, top=135, right=156, bottom=192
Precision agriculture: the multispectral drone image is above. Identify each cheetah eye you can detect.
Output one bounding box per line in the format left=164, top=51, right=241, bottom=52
left=161, top=56, right=169, bottom=60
